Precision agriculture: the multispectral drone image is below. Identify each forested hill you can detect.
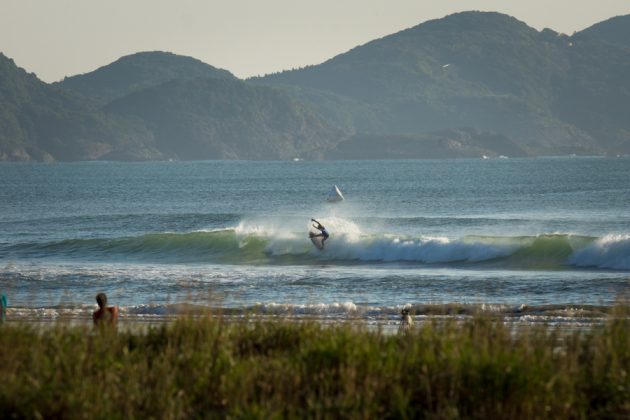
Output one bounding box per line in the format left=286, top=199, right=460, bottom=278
left=574, top=15, right=630, bottom=48
left=56, top=51, right=236, bottom=103
left=0, top=53, right=159, bottom=161
left=0, top=52, right=341, bottom=161
left=1, top=11, right=630, bottom=161
left=103, top=77, right=342, bottom=160
left=256, top=11, right=630, bottom=156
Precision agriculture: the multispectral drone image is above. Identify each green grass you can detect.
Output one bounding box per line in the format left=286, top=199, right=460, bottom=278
left=0, top=313, right=629, bottom=418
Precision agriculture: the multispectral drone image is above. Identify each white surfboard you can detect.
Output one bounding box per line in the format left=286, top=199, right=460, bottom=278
left=327, top=185, right=344, bottom=203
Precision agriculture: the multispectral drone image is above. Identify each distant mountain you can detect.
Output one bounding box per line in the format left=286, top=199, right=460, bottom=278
left=564, top=14, right=630, bottom=152
left=0, top=53, right=159, bottom=161
left=0, top=51, right=342, bottom=161
left=104, top=77, right=342, bottom=160
left=2, top=11, right=630, bottom=161
left=256, top=11, right=630, bottom=156
left=574, top=15, right=630, bottom=48
left=552, top=38, right=630, bottom=153
left=54, top=51, right=345, bottom=160
left=56, top=51, right=236, bottom=103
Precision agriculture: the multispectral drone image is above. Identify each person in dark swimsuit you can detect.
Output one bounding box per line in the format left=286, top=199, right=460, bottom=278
left=310, top=218, right=330, bottom=248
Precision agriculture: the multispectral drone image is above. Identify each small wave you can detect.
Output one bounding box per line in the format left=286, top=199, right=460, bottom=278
left=249, top=301, right=359, bottom=315
left=5, top=302, right=612, bottom=323
left=125, top=302, right=613, bottom=319
left=2, top=230, right=266, bottom=264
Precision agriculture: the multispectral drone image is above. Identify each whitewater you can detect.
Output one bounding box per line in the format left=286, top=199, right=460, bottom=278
left=5, top=222, right=630, bottom=270
left=1, top=158, right=629, bottom=325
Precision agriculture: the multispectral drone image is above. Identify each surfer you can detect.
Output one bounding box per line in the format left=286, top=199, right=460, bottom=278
left=310, top=218, right=330, bottom=248
left=92, top=293, right=119, bottom=327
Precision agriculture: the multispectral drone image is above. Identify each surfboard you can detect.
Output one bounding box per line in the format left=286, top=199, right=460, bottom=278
left=309, top=232, right=325, bottom=250
left=327, top=185, right=344, bottom=203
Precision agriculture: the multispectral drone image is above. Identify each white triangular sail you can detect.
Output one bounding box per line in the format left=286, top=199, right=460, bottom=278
left=327, top=185, right=344, bottom=202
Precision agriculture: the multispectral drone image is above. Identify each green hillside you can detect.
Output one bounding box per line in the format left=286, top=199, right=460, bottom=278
left=257, top=11, right=630, bottom=156
left=574, top=15, right=630, bottom=48
left=56, top=51, right=236, bottom=103
left=553, top=39, right=630, bottom=153
left=0, top=52, right=343, bottom=161
left=1, top=11, right=630, bottom=161
left=104, top=77, right=343, bottom=160
left=0, top=53, right=159, bottom=161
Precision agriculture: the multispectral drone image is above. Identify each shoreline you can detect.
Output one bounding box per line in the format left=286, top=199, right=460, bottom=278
left=3, top=307, right=616, bottom=334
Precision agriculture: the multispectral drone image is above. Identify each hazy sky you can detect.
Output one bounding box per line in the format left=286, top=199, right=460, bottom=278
left=2, top=0, right=629, bottom=82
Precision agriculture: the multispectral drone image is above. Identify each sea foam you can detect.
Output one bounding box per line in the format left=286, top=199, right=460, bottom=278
left=568, top=234, right=630, bottom=270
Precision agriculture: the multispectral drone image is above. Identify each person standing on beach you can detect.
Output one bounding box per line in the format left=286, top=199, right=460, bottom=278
left=399, top=307, right=413, bottom=334
left=92, top=293, right=119, bottom=326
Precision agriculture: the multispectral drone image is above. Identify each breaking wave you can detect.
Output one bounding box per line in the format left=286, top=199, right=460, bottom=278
left=2, top=219, right=629, bottom=270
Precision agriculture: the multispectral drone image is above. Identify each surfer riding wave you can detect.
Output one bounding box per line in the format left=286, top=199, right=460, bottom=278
left=309, top=218, right=329, bottom=249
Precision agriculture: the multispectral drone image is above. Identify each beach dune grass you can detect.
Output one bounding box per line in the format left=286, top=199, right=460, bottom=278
left=0, top=314, right=629, bottom=418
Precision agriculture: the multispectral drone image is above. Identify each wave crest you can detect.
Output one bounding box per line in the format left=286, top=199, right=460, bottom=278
left=2, top=223, right=629, bottom=270
left=569, top=234, right=630, bottom=270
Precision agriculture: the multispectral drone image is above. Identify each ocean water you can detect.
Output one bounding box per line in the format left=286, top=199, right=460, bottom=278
left=1, top=158, right=629, bottom=325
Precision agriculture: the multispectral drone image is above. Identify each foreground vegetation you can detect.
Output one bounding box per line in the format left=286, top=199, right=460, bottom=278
left=0, top=314, right=629, bottom=418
